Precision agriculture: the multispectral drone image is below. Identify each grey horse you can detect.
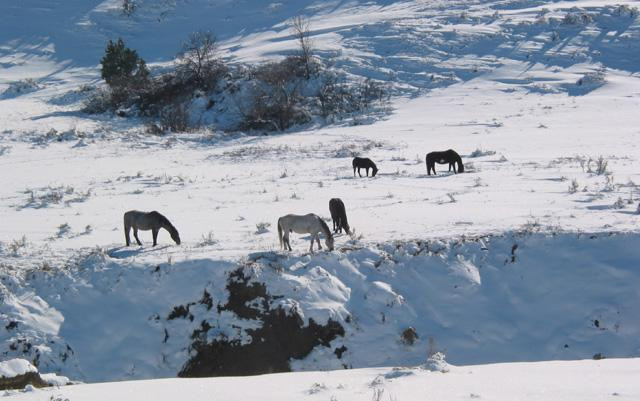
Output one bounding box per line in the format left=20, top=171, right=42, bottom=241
left=123, top=210, right=181, bottom=246
left=277, top=213, right=334, bottom=252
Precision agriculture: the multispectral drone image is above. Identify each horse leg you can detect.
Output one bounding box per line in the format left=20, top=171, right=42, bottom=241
left=366, top=167, right=369, bottom=177
left=337, top=217, right=342, bottom=234
left=152, top=228, right=159, bottom=246
left=284, top=232, right=292, bottom=251
left=124, top=223, right=131, bottom=246
left=316, top=233, right=322, bottom=250
left=133, top=228, right=142, bottom=245
left=309, top=235, right=315, bottom=253
left=358, top=168, right=362, bottom=178
left=353, top=166, right=357, bottom=177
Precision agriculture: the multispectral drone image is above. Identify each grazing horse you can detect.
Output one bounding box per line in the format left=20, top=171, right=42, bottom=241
left=124, top=210, right=181, bottom=246
left=277, top=213, right=334, bottom=252
left=352, top=157, right=378, bottom=177
left=329, top=198, right=351, bottom=235
left=426, top=149, right=464, bottom=175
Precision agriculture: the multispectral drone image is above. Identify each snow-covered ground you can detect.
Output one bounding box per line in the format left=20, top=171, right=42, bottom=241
left=6, top=358, right=640, bottom=401
left=1, top=0, right=640, bottom=397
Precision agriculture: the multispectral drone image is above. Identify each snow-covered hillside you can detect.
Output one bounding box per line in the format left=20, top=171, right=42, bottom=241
left=1, top=0, right=640, bottom=395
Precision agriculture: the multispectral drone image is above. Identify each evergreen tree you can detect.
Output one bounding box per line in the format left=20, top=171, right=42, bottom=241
left=100, top=38, right=149, bottom=89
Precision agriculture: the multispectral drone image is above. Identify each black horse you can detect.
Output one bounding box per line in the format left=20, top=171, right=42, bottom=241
left=329, top=198, right=351, bottom=235
left=352, top=157, right=378, bottom=177
left=426, top=149, right=464, bottom=175
left=124, top=210, right=181, bottom=246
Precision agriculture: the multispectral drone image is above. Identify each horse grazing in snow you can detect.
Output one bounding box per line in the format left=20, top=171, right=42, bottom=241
left=426, top=149, right=464, bottom=175
left=123, top=210, right=181, bottom=246
left=329, top=198, right=351, bottom=235
left=277, top=213, right=334, bottom=252
left=352, top=157, right=378, bottom=177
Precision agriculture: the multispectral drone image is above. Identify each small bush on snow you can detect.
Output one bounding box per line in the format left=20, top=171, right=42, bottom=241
left=2, top=78, right=40, bottom=97
left=613, top=5, right=639, bottom=17
left=469, top=148, right=496, bottom=158
left=255, top=222, right=271, bottom=234
left=562, top=11, right=594, bottom=25
left=198, top=231, right=217, bottom=247
left=568, top=179, right=579, bottom=194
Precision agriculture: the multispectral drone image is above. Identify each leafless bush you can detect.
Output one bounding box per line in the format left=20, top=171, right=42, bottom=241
left=198, top=231, right=217, bottom=247
left=602, top=175, right=615, bottom=192
left=568, top=179, right=579, bottom=194
left=178, top=31, right=226, bottom=90
left=83, top=87, right=114, bottom=114
left=318, top=75, right=388, bottom=118
left=469, top=148, right=496, bottom=158
left=8, top=236, right=27, bottom=256
left=613, top=4, right=639, bottom=17
left=612, top=197, right=625, bottom=209
left=242, top=62, right=311, bottom=130
left=160, top=104, right=189, bottom=132
left=562, top=11, right=594, bottom=25
left=595, top=156, right=608, bottom=175
left=255, top=222, right=271, bottom=234
left=56, top=223, right=71, bottom=238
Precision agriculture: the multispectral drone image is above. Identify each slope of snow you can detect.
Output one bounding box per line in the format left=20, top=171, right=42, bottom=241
left=2, top=232, right=640, bottom=382
left=6, top=358, right=640, bottom=401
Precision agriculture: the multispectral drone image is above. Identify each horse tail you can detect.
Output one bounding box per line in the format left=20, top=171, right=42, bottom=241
left=277, top=218, right=284, bottom=249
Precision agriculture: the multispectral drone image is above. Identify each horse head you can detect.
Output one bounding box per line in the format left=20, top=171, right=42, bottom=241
left=325, top=235, right=334, bottom=251
left=372, top=165, right=378, bottom=177
left=170, top=228, right=181, bottom=245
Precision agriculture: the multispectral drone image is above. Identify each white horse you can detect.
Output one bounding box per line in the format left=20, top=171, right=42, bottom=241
left=277, top=213, right=334, bottom=252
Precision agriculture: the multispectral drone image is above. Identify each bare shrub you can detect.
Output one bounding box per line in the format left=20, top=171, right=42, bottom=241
left=612, top=197, right=625, bottom=209
left=613, top=4, right=639, bottom=17
left=255, top=222, right=271, bottom=234
left=562, top=11, right=594, bottom=25
left=198, top=231, right=217, bottom=247
left=602, top=175, right=615, bottom=192
left=595, top=156, right=608, bottom=175
left=178, top=31, right=226, bottom=90
left=469, top=148, right=496, bottom=158
left=568, top=179, right=579, bottom=194
left=8, top=236, right=27, bottom=256
left=56, top=223, right=71, bottom=238
left=160, top=104, right=189, bottom=132
left=242, top=60, right=311, bottom=130
left=318, top=75, right=388, bottom=118
left=83, top=87, right=115, bottom=114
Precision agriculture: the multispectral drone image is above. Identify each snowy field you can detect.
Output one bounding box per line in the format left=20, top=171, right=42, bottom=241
left=6, top=358, right=640, bottom=401
left=1, top=0, right=640, bottom=398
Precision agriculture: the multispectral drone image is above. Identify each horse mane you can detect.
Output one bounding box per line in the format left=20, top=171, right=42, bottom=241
left=156, top=212, right=178, bottom=235
left=318, top=217, right=333, bottom=240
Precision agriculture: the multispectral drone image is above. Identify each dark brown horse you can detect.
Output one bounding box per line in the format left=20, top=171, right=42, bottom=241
left=426, top=149, right=464, bottom=175
left=329, top=198, right=351, bottom=235
left=124, top=210, right=181, bottom=246
left=352, top=157, right=378, bottom=177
